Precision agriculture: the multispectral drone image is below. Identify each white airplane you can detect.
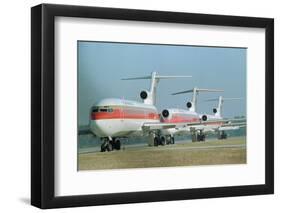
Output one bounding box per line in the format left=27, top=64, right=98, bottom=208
left=159, top=87, right=224, bottom=143
left=204, top=96, right=245, bottom=139
left=159, top=88, right=245, bottom=142
left=89, top=72, right=192, bottom=151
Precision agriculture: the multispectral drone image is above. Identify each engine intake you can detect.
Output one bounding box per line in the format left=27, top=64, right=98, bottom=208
left=186, top=101, right=192, bottom=109
left=213, top=108, right=217, bottom=113
left=140, top=90, right=148, bottom=99
left=162, top=109, right=169, bottom=118
left=202, top=115, right=208, bottom=121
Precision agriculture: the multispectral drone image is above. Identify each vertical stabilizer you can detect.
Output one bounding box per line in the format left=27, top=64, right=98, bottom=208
left=172, top=87, right=223, bottom=112
left=205, top=97, right=243, bottom=118
left=122, top=72, right=192, bottom=105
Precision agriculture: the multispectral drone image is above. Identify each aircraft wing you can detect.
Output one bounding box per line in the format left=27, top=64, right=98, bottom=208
left=142, top=122, right=178, bottom=131
left=78, top=125, right=95, bottom=136
left=220, top=122, right=246, bottom=127
left=142, top=120, right=217, bottom=131
left=142, top=118, right=246, bottom=132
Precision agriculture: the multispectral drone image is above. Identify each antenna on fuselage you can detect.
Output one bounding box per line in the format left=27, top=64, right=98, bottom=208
left=171, top=87, right=223, bottom=112
left=205, top=96, right=243, bottom=117
left=122, top=72, right=192, bottom=105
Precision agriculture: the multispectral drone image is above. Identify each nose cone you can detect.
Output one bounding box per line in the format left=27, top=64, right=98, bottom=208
left=90, top=120, right=109, bottom=137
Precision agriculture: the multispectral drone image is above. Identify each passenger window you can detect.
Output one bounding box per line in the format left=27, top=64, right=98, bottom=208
left=108, top=108, right=113, bottom=112
left=100, top=109, right=107, bottom=112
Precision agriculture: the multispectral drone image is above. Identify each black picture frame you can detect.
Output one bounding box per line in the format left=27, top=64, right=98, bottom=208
left=31, top=3, right=274, bottom=209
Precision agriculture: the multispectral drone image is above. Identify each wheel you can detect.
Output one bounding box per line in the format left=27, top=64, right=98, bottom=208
left=192, top=133, right=197, bottom=142
left=101, top=139, right=108, bottom=152
left=171, top=137, right=175, bottom=144
left=166, top=136, right=170, bottom=145
left=219, top=131, right=227, bottom=139
left=101, top=142, right=107, bottom=152
left=160, top=136, right=166, bottom=146
left=115, top=139, right=121, bottom=150
left=154, top=137, right=159, bottom=146
left=106, top=141, right=113, bottom=151
left=202, top=134, right=206, bottom=141
left=197, top=134, right=205, bottom=141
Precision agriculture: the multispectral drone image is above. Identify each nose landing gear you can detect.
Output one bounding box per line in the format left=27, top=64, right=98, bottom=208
left=101, top=137, right=122, bottom=152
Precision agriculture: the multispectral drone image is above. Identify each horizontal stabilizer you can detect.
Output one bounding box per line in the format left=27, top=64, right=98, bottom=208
left=122, top=74, right=191, bottom=81
left=172, top=88, right=223, bottom=95
left=205, top=97, right=243, bottom=102
left=156, top=75, right=192, bottom=79
left=121, top=76, right=151, bottom=80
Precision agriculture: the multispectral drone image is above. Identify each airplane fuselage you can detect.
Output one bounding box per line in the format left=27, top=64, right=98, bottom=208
left=160, top=108, right=224, bottom=136
left=90, top=98, right=160, bottom=138
left=160, top=108, right=199, bottom=135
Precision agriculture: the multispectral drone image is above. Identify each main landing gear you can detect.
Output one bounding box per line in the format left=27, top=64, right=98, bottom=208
left=153, top=135, right=175, bottom=146
left=165, top=135, right=175, bottom=145
left=218, top=131, right=227, bottom=140
left=191, top=130, right=206, bottom=142
left=101, top=137, right=121, bottom=152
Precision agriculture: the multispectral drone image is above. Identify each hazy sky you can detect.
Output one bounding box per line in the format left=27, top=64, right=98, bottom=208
left=78, top=41, right=246, bottom=125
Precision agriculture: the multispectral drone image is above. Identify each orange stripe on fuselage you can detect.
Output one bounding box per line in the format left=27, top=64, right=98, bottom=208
left=161, top=114, right=224, bottom=125
left=91, top=107, right=160, bottom=120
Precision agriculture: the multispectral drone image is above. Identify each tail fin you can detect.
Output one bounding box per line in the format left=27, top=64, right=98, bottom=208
left=122, top=72, right=192, bottom=105
left=172, top=87, right=223, bottom=112
left=205, top=96, right=243, bottom=117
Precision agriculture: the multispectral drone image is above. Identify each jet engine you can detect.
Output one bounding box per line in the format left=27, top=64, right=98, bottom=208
left=140, top=90, right=148, bottom=100
left=201, top=114, right=208, bottom=121
left=186, top=101, right=192, bottom=109
left=162, top=109, right=170, bottom=118
left=213, top=108, right=217, bottom=113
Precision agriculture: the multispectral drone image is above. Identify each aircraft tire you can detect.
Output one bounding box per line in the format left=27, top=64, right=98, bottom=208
left=171, top=137, right=175, bottom=144
left=166, top=135, right=172, bottom=145
left=115, top=139, right=121, bottom=150
left=101, top=142, right=107, bottom=152
left=107, top=141, right=113, bottom=151
left=202, top=134, right=206, bottom=141
left=154, top=137, right=159, bottom=146
left=160, top=136, right=166, bottom=146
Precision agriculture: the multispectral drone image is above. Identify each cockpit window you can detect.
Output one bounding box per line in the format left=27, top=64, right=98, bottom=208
left=92, top=107, right=113, bottom=113
left=92, top=107, right=98, bottom=113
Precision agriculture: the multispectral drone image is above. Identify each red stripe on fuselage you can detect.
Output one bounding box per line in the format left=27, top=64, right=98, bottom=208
left=91, top=107, right=160, bottom=120
left=161, top=114, right=225, bottom=125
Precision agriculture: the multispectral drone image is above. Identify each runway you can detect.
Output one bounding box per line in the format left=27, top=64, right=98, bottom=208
left=78, top=136, right=247, bottom=170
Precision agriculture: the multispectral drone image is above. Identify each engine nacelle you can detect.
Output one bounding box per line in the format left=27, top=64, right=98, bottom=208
left=213, top=108, right=217, bottom=113
left=201, top=114, right=208, bottom=121
left=140, top=90, right=149, bottom=100
left=162, top=109, right=170, bottom=118
left=186, top=101, right=192, bottom=109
